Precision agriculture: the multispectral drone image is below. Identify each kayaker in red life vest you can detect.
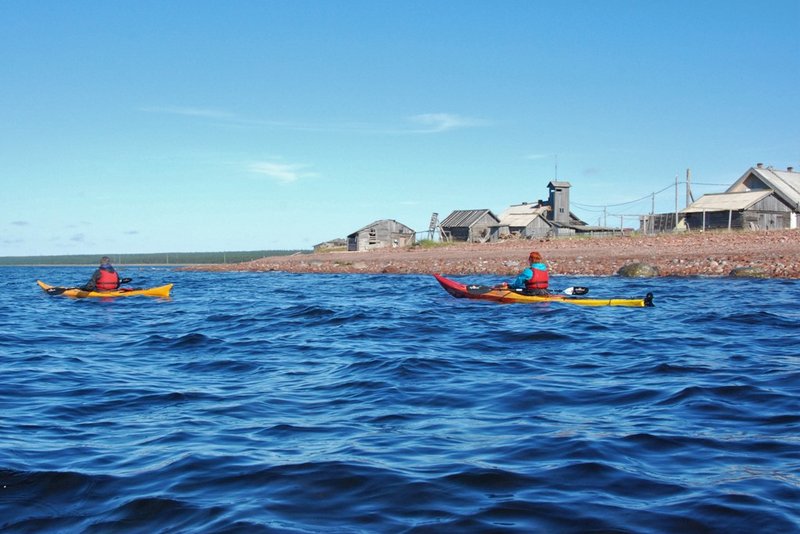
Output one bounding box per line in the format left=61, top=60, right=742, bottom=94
left=82, top=256, right=121, bottom=291
left=502, top=251, right=550, bottom=295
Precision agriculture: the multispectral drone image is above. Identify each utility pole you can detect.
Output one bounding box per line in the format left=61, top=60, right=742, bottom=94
left=686, top=168, right=693, bottom=207
left=650, top=192, right=655, bottom=234
left=674, top=174, right=679, bottom=228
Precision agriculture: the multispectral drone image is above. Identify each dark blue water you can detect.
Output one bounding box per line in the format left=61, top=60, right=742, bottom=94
left=1, top=266, right=798, bottom=533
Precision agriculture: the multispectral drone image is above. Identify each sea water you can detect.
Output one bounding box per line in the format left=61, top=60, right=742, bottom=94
left=1, top=266, right=798, bottom=532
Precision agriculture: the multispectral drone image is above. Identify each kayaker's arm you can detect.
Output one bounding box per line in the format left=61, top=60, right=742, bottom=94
left=508, top=267, right=533, bottom=290
left=82, top=269, right=101, bottom=291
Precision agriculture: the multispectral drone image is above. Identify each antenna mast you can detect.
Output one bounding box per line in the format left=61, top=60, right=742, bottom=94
left=554, top=154, right=558, bottom=180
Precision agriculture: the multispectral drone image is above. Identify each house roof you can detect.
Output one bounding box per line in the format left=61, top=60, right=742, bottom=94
left=348, top=219, right=414, bottom=237
left=495, top=203, right=550, bottom=227
left=441, top=209, right=499, bottom=228
left=681, top=190, right=773, bottom=213
left=726, top=166, right=800, bottom=208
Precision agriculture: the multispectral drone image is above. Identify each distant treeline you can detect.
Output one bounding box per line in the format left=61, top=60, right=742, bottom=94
left=0, top=250, right=310, bottom=266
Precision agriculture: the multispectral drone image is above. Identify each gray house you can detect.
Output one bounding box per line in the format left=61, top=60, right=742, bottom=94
left=490, top=181, right=614, bottom=239
left=682, top=164, right=800, bottom=230
left=347, top=219, right=415, bottom=251
left=491, top=202, right=554, bottom=240
left=440, top=209, right=499, bottom=242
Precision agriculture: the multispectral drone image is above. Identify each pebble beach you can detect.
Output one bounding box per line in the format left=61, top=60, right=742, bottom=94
left=185, top=229, right=800, bottom=279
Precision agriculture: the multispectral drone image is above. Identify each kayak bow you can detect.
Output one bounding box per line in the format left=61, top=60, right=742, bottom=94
left=434, top=274, right=653, bottom=307
left=37, top=280, right=173, bottom=298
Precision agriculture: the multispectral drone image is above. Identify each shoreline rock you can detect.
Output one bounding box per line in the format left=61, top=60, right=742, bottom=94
left=182, top=229, right=800, bottom=279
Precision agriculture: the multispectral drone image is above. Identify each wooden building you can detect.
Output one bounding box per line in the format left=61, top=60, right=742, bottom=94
left=489, top=181, right=618, bottom=240
left=347, top=219, right=415, bottom=251
left=547, top=181, right=572, bottom=225
left=682, top=164, right=800, bottom=231
left=440, top=209, right=499, bottom=242
left=491, top=202, right=553, bottom=240
left=313, top=238, right=347, bottom=253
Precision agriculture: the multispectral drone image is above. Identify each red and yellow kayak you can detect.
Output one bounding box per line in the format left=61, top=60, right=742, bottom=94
left=37, top=280, right=173, bottom=298
left=434, top=274, right=653, bottom=307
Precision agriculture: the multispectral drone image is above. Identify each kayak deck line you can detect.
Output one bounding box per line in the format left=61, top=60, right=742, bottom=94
left=37, top=280, right=173, bottom=298
left=434, top=274, right=653, bottom=307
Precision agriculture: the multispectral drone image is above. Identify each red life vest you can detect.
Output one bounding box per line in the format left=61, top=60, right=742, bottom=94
left=96, top=269, right=120, bottom=291
left=525, top=267, right=549, bottom=290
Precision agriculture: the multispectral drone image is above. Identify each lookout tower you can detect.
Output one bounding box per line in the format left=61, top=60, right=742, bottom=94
left=547, top=181, right=571, bottom=225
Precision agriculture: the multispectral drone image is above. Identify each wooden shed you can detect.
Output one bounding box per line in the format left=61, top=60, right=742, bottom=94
left=491, top=202, right=554, bottom=240
left=347, top=219, right=415, bottom=251
left=313, top=238, right=347, bottom=253
left=440, top=209, right=500, bottom=242
left=682, top=164, right=800, bottom=230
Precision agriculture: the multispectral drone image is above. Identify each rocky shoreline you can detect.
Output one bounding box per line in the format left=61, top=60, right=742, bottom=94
left=183, top=229, right=800, bottom=279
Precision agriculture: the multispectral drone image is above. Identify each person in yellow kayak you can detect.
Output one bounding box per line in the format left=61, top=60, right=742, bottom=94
left=501, top=251, right=550, bottom=295
left=82, top=256, right=121, bottom=291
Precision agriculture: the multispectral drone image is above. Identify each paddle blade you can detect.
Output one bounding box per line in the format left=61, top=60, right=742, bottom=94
left=120, top=277, right=133, bottom=284
left=563, top=286, right=589, bottom=296
left=45, top=287, right=69, bottom=295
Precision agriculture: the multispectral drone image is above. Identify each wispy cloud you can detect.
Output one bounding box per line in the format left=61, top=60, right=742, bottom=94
left=249, top=161, right=318, bottom=183
left=70, top=233, right=86, bottom=243
left=10, top=220, right=29, bottom=226
left=525, top=153, right=554, bottom=161
left=142, top=106, right=236, bottom=120
left=407, top=113, right=487, bottom=133
left=144, top=105, right=487, bottom=135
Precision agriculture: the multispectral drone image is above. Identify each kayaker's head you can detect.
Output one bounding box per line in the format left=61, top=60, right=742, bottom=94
left=100, top=256, right=114, bottom=270
left=528, top=251, right=542, bottom=264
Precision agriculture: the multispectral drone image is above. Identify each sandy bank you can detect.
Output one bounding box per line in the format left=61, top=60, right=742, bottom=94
left=183, top=229, right=800, bottom=279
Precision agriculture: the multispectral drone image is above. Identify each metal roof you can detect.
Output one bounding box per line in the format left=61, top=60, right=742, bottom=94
left=441, top=209, right=498, bottom=228
left=729, top=167, right=800, bottom=207
left=348, top=219, right=415, bottom=236
left=681, top=190, right=773, bottom=213
left=495, top=203, right=550, bottom=227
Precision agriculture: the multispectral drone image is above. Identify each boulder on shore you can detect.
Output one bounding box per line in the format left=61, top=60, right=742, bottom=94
left=617, top=263, right=660, bottom=278
left=729, top=266, right=768, bottom=278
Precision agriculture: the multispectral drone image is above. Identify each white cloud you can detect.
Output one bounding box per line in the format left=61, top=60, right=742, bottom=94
left=249, top=161, right=317, bottom=183
left=408, top=113, right=486, bottom=133
left=144, top=105, right=488, bottom=135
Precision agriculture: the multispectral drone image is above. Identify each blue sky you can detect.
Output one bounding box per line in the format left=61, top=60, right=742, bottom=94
left=2, top=1, right=798, bottom=255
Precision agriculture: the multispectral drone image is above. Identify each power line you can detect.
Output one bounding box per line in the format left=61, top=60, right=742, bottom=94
left=572, top=179, right=725, bottom=210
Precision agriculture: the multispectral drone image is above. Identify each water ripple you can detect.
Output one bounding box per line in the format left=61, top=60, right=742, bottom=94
left=1, top=268, right=798, bottom=532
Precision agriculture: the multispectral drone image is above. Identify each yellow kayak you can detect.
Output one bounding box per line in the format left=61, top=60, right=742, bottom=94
left=37, top=280, right=173, bottom=298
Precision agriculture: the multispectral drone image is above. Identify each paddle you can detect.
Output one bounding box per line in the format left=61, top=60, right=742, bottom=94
left=44, top=277, right=134, bottom=296
left=563, top=286, right=589, bottom=296
left=469, top=283, right=589, bottom=296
